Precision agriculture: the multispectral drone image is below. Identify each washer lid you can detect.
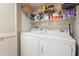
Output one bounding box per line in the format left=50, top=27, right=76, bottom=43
left=43, top=33, right=75, bottom=44
left=21, top=32, right=75, bottom=44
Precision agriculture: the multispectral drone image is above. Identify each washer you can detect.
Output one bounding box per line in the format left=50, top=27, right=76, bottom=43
left=20, top=30, right=76, bottom=56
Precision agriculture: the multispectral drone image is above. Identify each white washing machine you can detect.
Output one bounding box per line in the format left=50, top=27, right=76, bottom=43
left=20, top=29, right=76, bottom=56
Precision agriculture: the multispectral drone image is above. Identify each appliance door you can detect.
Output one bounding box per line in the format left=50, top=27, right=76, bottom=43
left=21, top=35, right=39, bottom=56
left=40, top=39, right=72, bottom=56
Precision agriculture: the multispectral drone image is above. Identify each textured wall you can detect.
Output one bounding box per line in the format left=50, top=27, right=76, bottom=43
left=21, top=12, right=32, bottom=32
left=32, top=20, right=73, bottom=30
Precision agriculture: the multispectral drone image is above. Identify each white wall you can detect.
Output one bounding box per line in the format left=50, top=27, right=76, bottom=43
left=17, top=4, right=32, bottom=32
left=73, top=5, right=79, bottom=55
left=21, top=12, right=32, bottom=32
left=17, top=4, right=32, bottom=55
left=73, top=6, right=79, bottom=41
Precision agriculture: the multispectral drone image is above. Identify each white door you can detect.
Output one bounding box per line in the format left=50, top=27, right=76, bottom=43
left=21, top=35, right=39, bottom=56
left=0, top=4, right=17, bottom=56
left=0, top=37, right=17, bottom=56
left=40, top=40, right=72, bottom=56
